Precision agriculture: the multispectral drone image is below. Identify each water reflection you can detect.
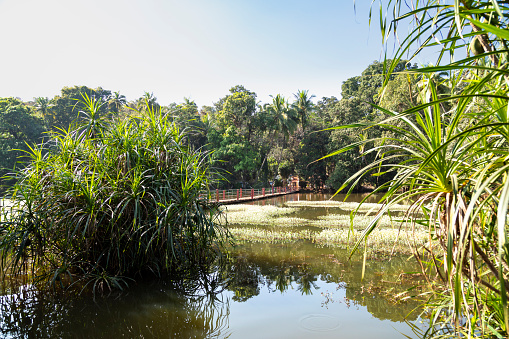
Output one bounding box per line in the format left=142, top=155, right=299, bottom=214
left=224, top=243, right=423, bottom=323
left=0, top=242, right=424, bottom=338
left=0, top=281, right=231, bottom=339
left=0, top=193, right=427, bottom=338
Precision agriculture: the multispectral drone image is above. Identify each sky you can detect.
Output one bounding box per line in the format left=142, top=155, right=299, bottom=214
left=0, top=0, right=431, bottom=107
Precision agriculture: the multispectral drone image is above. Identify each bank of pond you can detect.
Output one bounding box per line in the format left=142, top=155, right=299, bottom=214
left=0, top=193, right=437, bottom=338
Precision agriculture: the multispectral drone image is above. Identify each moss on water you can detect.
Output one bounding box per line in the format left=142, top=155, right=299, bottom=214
left=229, top=227, right=312, bottom=244
left=224, top=205, right=300, bottom=225
left=311, top=214, right=409, bottom=229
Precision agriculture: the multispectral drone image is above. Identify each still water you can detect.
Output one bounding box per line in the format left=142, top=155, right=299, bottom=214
left=0, top=193, right=428, bottom=338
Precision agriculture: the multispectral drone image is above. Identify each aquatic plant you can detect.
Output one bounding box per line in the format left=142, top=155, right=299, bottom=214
left=224, top=203, right=431, bottom=254
left=229, top=227, right=312, bottom=244
left=225, top=204, right=422, bottom=230
left=229, top=225, right=428, bottom=255
left=312, top=214, right=410, bottom=229
left=313, top=228, right=431, bottom=255
left=224, top=204, right=299, bottom=225
left=0, top=96, right=229, bottom=290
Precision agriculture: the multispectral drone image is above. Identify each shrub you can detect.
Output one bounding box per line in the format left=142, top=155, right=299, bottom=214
left=0, top=96, right=229, bottom=290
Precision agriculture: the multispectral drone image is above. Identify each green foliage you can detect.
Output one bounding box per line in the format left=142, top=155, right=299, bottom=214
left=217, top=91, right=256, bottom=131
left=0, top=98, right=45, bottom=191
left=135, top=91, right=159, bottom=113
left=46, top=86, right=113, bottom=131
left=207, top=86, right=268, bottom=187
left=378, top=73, right=419, bottom=113
left=108, top=91, right=127, bottom=113
left=264, top=94, right=299, bottom=142
left=317, top=61, right=416, bottom=191
left=167, top=98, right=207, bottom=150
left=294, top=124, right=329, bottom=188
left=292, top=89, right=315, bottom=130
left=0, top=97, right=229, bottom=290
left=332, top=0, right=509, bottom=336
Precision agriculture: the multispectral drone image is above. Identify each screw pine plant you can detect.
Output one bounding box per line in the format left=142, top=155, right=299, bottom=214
left=328, top=0, right=509, bottom=337
left=0, top=96, right=229, bottom=292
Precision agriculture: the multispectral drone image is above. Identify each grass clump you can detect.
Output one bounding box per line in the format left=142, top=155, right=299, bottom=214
left=229, top=226, right=428, bottom=255
left=224, top=204, right=430, bottom=254
left=0, top=96, right=229, bottom=291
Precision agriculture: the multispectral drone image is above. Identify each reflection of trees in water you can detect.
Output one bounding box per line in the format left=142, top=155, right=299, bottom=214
left=224, top=243, right=424, bottom=321
left=0, top=281, right=231, bottom=339
left=0, top=243, right=424, bottom=337
left=220, top=255, right=261, bottom=302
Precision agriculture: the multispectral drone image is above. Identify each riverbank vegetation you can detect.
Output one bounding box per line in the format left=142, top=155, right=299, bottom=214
left=337, top=0, right=509, bottom=337
left=0, top=98, right=229, bottom=291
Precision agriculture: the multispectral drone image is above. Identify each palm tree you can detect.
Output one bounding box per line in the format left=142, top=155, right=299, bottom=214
left=292, top=90, right=315, bottom=131
left=34, top=97, right=51, bottom=114
left=265, top=94, right=298, bottom=142
left=34, top=97, right=54, bottom=127
left=137, top=91, right=159, bottom=112
left=109, top=91, right=127, bottom=113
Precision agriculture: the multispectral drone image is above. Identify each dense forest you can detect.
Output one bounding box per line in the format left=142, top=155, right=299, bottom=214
left=0, top=59, right=417, bottom=194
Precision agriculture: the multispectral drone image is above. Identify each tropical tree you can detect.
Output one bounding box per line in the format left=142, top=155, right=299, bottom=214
left=0, top=98, right=45, bottom=191
left=333, top=1, right=509, bottom=336
left=49, top=86, right=112, bottom=131
left=292, top=90, right=315, bottom=131
left=265, top=94, right=298, bottom=143
left=0, top=98, right=228, bottom=291
left=216, top=87, right=257, bottom=138
left=108, top=91, right=127, bottom=113
left=34, top=97, right=53, bottom=120
left=137, top=91, right=159, bottom=112
left=207, top=86, right=266, bottom=187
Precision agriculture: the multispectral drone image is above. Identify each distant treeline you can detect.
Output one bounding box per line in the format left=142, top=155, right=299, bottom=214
left=0, top=60, right=418, bottom=193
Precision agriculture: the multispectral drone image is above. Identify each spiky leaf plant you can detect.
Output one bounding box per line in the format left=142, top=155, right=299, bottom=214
left=0, top=95, right=229, bottom=292
left=327, top=0, right=509, bottom=337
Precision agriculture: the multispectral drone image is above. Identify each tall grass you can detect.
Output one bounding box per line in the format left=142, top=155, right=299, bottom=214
left=0, top=96, right=229, bottom=291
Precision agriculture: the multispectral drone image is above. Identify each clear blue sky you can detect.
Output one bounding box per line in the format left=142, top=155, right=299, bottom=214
left=0, top=0, right=430, bottom=107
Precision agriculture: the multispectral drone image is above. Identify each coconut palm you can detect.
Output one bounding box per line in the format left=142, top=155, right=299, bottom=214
left=34, top=97, right=54, bottom=126
left=137, top=91, right=159, bottom=112
left=292, top=90, right=315, bottom=131
left=265, top=94, right=298, bottom=142
left=108, top=91, right=127, bottom=113
left=34, top=97, right=52, bottom=114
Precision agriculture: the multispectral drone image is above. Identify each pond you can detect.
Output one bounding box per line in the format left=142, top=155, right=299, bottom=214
left=0, top=193, right=429, bottom=338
